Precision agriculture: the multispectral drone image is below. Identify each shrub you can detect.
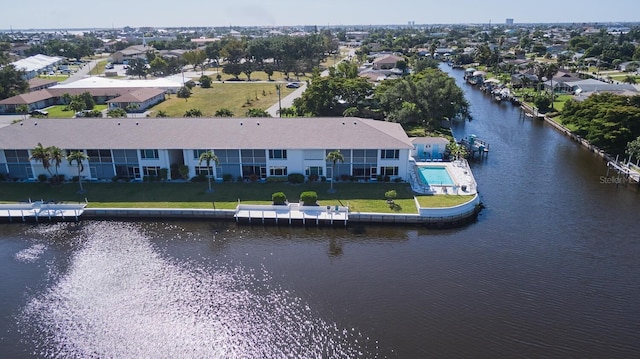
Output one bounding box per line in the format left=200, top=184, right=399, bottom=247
left=383, top=175, right=390, bottom=182
left=300, top=191, right=318, bottom=206
left=340, top=174, right=351, bottom=182
left=185, top=80, right=196, bottom=89
left=534, top=94, right=551, bottom=111
left=183, top=108, right=202, bottom=117
left=107, top=108, right=127, bottom=118
left=38, top=174, right=48, bottom=182
left=308, top=174, right=319, bottom=182
left=266, top=176, right=288, bottom=183
left=178, top=165, right=190, bottom=180
left=177, top=86, right=191, bottom=99
left=72, top=176, right=79, bottom=183
left=191, top=173, right=207, bottom=182
left=0, top=173, right=6, bottom=181
left=320, top=176, right=327, bottom=182
left=385, top=190, right=398, bottom=200
left=222, top=174, right=234, bottom=182
left=112, top=175, right=120, bottom=182
left=237, top=175, right=244, bottom=182
left=272, top=192, right=287, bottom=205
left=393, top=177, right=403, bottom=183
left=249, top=173, right=259, bottom=182
left=158, top=168, right=168, bottom=181
left=288, top=173, right=305, bottom=184
left=199, top=75, right=212, bottom=88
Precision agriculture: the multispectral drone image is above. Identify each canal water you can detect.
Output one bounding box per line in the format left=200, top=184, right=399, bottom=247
left=1, top=65, right=639, bottom=358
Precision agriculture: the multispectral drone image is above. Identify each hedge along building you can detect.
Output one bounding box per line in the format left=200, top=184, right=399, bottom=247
left=0, top=117, right=421, bottom=183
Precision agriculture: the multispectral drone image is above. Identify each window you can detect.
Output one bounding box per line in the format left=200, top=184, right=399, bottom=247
left=269, top=166, right=288, bottom=176
left=193, top=149, right=209, bottom=159
left=195, top=166, right=212, bottom=176
left=4, top=150, right=29, bottom=163
left=305, top=166, right=323, bottom=176
left=269, top=149, right=287, bottom=159
left=381, top=166, right=399, bottom=176
left=87, top=149, right=112, bottom=163
left=112, top=149, right=138, bottom=164
left=241, top=149, right=266, bottom=163
left=140, top=149, right=159, bottom=159
left=214, top=149, right=240, bottom=164
left=143, top=166, right=160, bottom=176
left=381, top=149, right=399, bottom=159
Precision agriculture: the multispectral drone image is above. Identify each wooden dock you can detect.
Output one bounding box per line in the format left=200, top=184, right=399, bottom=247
left=234, top=203, right=348, bottom=226
left=0, top=201, right=87, bottom=222
left=606, top=158, right=640, bottom=184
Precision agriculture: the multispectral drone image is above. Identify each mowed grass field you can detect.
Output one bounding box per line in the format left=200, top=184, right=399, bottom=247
left=149, top=83, right=297, bottom=117
left=0, top=181, right=475, bottom=213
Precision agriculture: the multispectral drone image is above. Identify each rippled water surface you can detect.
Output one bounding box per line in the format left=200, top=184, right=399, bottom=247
left=1, top=65, right=639, bottom=358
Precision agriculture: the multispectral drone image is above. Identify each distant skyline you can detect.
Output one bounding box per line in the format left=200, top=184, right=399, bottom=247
left=3, top=0, right=640, bottom=30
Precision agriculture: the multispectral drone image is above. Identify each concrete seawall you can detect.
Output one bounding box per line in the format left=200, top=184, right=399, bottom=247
left=82, top=194, right=482, bottom=228
left=520, top=103, right=615, bottom=163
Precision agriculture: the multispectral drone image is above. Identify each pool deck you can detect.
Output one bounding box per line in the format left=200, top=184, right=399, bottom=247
left=410, top=159, right=478, bottom=195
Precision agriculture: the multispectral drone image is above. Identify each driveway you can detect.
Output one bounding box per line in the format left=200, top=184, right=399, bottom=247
left=266, top=83, right=307, bottom=117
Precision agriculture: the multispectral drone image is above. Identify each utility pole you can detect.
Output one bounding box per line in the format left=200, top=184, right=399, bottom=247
left=276, top=84, right=282, bottom=117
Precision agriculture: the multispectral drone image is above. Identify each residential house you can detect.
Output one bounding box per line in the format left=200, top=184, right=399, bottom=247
left=28, top=78, right=58, bottom=92
left=111, top=45, right=151, bottom=64
left=106, top=88, right=166, bottom=112
left=543, top=71, right=582, bottom=93
left=372, top=54, right=404, bottom=70
left=566, top=79, right=639, bottom=96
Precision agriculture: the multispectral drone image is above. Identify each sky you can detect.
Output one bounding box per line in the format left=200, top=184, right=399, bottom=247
left=2, top=0, right=639, bottom=30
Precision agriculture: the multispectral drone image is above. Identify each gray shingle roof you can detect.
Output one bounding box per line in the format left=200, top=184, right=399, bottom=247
left=0, top=117, right=414, bottom=150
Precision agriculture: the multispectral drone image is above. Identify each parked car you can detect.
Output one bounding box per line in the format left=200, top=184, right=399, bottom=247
left=29, top=109, right=48, bottom=116
left=286, top=82, right=301, bottom=88
left=75, top=110, right=93, bottom=117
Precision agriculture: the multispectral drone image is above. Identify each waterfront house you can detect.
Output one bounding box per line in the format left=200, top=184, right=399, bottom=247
left=0, top=117, right=415, bottom=182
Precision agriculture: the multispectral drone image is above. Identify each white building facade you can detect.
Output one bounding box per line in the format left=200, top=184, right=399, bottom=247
left=0, top=117, right=419, bottom=183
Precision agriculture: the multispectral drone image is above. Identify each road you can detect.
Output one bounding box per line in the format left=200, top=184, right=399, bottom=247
left=266, top=47, right=355, bottom=117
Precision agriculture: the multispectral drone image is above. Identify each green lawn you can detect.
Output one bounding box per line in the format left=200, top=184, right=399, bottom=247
left=36, top=75, right=68, bottom=82
left=0, top=181, right=468, bottom=213
left=46, top=105, right=107, bottom=118
left=416, top=195, right=476, bottom=208
left=149, top=84, right=296, bottom=117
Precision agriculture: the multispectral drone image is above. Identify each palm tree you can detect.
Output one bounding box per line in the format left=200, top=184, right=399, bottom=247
left=49, top=146, right=65, bottom=183
left=198, top=150, right=219, bottom=193
left=326, top=150, right=344, bottom=193
left=623, top=75, right=637, bottom=85
left=16, top=104, right=29, bottom=121
left=67, top=151, right=89, bottom=193
left=30, top=142, right=53, bottom=179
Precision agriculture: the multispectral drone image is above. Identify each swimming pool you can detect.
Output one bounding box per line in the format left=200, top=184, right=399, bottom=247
left=418, top=166, right=455, bottom=186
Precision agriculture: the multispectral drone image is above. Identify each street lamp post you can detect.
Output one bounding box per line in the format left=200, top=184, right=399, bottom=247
left=276, top=84, right=282, bottom=117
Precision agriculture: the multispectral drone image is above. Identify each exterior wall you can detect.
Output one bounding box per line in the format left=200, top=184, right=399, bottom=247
left=413, top=143, right=447, bottom=160
left=0, top=151, right=7, bottom=175
left=139, top=149, right=171, bottom=180
left=415, top=193, right=480, bottom=218
left=2, top=146, right=412, bottom=182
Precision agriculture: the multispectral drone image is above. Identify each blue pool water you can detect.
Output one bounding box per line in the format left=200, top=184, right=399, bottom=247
left=418, top=166, right=454, bottom=186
